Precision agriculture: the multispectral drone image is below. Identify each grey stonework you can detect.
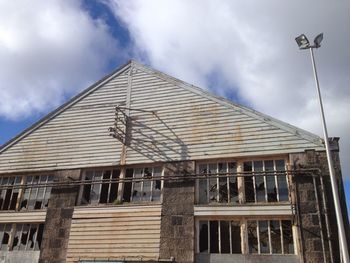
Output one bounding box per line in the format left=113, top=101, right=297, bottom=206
left=290, top=146, right=350, bottom=263
left=159, top=161, right=195, bottom=263
left=39, top=169, right=80, bottom=263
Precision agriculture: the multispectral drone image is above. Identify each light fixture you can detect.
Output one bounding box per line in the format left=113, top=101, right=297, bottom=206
left=314, top=33, right=323, bottom=48
left=295, top=34, right=310, bottom=49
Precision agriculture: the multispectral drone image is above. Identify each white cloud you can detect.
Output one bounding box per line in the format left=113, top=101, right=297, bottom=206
left=107, top=0, right=350, bottom=177
left=0, top=0, right=120, bottom=119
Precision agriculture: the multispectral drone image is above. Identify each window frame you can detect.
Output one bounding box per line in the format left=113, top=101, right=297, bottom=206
left=196, top=217, right=296, bottom=256
left=0, top=174, right=54, bottom=212
left=78, top=165, right=164, bottom=206
left=196, top=156, right=290, bottom=205
left=0, top=223, right=44, bottom=251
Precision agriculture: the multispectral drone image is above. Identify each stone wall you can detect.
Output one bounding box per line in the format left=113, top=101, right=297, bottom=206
left=159, top=161, right=195, bottom=263
left=290, top=145, right=350, bottom=263
left=39, top=169, right=80, bottom=263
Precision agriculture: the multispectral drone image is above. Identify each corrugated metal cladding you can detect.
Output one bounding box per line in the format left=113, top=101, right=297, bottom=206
left=0, top=61, right=324, bottom=173
left=66, top=205, right=162, bottom=262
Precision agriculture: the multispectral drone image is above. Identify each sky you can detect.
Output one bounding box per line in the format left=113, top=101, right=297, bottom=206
left=0, top=0, right=350, bottom=215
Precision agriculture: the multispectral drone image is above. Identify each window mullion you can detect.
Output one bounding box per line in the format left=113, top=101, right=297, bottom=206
left=106, top=171, right=111, bottom=203
left=216, top=164, right=219, bottom=203
left=150, top=167, right=154, bottom=202
left=206, top=164, right=210, bottom=203
left=226, top=164, right=230, bottom=204
left=274, top=161, right=280, bottom=202
left=40, top=177, right=48, bottom=209
left=33, top=178, right=40, bottom=208
left=280, top=220, right=285, bottom=254
left=263, top=162, right=268, bottom=202
left=257, top=220, right=260, bottom=254
left=24, top=224, right=31, bottom=251
left=268, top=220, right=272, bottom=254
left=218, top=221, right=221, bottom=254
left=130, top=170, right=135, bottom=202
left=208, top=220, right=211, bottom=253
left=252, top=162, right=257, bottom=203
left=229, top=220, right=232, bottom=254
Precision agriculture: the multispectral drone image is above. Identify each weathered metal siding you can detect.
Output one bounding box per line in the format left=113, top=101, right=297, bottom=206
left=125, top=66, right=324, bottom=164
left=0, top=69, right=128, bottom=173
left=0, top=61, right=324, bottom=173
left=66, top=205, right=162, bottom=262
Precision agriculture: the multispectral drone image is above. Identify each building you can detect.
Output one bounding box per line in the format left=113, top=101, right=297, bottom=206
left=0, top=60, right=349, bottom=263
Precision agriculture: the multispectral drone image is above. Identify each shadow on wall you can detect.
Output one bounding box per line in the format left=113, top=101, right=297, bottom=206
left=126, top=112, right=189, bottom=162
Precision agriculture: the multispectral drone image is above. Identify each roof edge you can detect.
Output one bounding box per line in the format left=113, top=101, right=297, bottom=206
left=0, top=60, right=133, bottom=153
left=132, top=60, right=324, bottom=148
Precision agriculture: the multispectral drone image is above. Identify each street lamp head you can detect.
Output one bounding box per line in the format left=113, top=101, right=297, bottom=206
left=314, top=33, right=323, bottom=48
left=295, top=34, right=310, bottom=49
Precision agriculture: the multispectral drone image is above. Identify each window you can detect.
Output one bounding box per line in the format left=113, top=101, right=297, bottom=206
left=198, top=219, right=294, bottom=255
left=79, top=166, right=162, bottom=205
left=0, top=223, right=44, bottom=251
left=197, top=162, right=238, bottom=204
left=81, top=169, right=120, bottom=205
left=0, top=175, right=53, bottom=211
left=198, top=220, right=241, bottom=254
left=247, top=220, right=294, bottom=254
left=123, top=167, right=162, bottom=203
left=20, top=175, right=54, bottom=210
left=0, top=176, right=21, bottom=210
left=244, top=160, right=289, bottom=203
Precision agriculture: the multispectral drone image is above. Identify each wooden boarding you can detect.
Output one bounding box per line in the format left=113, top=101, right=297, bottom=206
left=0, top=210, right=46, bottom=223
left=66, top=205, right=161, bottom=262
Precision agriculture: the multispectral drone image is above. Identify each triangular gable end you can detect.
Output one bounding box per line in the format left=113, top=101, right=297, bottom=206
left=0, top=60, right=324, bottom=173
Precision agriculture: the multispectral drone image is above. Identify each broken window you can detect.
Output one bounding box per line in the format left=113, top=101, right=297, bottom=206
left=81, top=169, right=120, bottom=205
left=21, top=175, right=54, bottom=210
left=244, top=159, right=289, bottom=203
left=0, top=223, right=44, bottom=251
left=0, top=176, right=21, bottom=210
left=198, top=220, right=241, bottom=254
left=80, top=167, right=162, bottom=205
left=124, top=167, right=162, bottom=203
left=197, top=162, right=238, bottom=204
left=0, top=224, right=11, bottom=251
left=247, top=220, right=294, bottom=254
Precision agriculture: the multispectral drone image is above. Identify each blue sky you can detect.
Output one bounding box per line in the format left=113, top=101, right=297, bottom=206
left=0, top=0, right=350, bottom=217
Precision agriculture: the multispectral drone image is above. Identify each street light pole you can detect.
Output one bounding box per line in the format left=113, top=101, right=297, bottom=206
left=296, top=33, right=349, bottom=263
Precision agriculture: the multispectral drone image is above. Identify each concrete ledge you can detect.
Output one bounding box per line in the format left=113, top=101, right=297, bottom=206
left=0, top=251, right=40, bottom=263
left=194, top=204, right=293, bottom=217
